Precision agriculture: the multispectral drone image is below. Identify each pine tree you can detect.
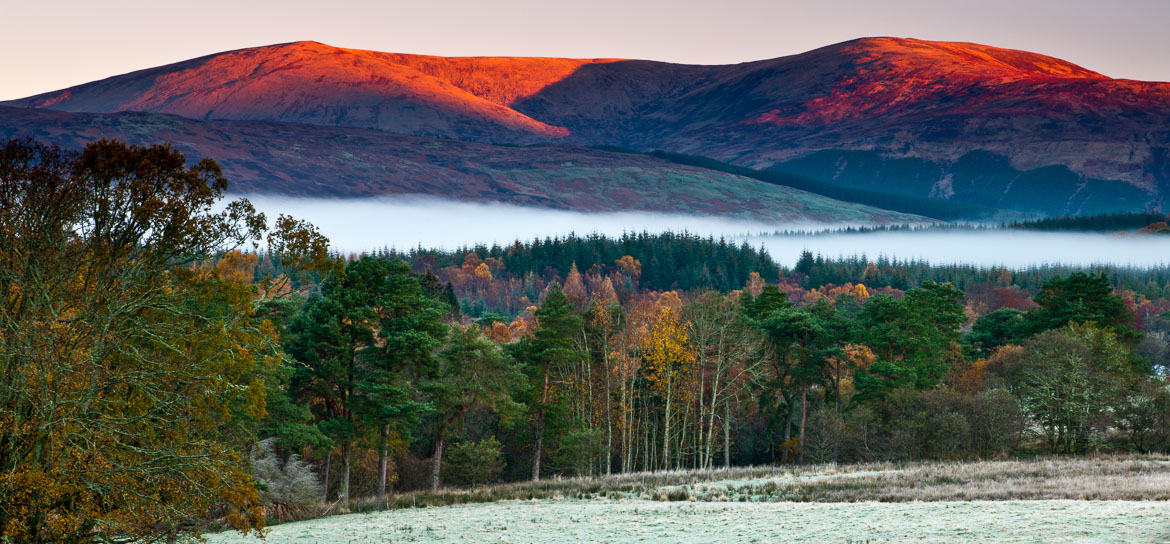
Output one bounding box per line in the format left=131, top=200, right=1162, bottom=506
left=514, top=285, right=583, bottom=480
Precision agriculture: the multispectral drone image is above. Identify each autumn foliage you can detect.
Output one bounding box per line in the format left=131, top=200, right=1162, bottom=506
left=0, top=139, right=327, bottom=542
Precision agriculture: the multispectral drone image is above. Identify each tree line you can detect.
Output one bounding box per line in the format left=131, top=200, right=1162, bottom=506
left=1005, top=212, right=1170, bottom=232
left=262, top=255, right=1168, bottom=512
left=349, top=236, right=1170, bottom=321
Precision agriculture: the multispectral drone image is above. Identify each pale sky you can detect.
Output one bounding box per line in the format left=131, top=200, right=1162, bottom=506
left=2, top=0, right=1168, bottom=101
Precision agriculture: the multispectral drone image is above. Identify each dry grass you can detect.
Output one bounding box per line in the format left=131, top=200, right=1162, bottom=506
left=681, top=455, right=1170, bottom=502
left=339, top=454, right=1170, bottom=517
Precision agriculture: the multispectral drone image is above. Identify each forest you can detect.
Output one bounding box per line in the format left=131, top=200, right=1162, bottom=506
left=2, top=138, right=1169, bottom=542
left=257, top=252, right=1170, bottom=497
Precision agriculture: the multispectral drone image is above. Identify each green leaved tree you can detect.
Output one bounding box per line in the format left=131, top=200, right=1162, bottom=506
left=425, top=325, right=525, bottom=491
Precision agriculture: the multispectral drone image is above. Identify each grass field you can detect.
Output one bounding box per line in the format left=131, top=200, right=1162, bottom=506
left=207, top=500, right=1169, bottom=543
left=205, top=456, right=1170, bottom=543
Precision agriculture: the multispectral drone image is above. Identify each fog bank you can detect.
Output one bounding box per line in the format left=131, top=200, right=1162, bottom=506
left=237, top=195, right=1170, bottom=269
left=236, top=195, right=837, bottom=250
left=747, top=230, right=1170, bottom=268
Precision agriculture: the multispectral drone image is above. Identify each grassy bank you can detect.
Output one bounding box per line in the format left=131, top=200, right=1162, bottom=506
left=332, top=455, right=1170, bottom=515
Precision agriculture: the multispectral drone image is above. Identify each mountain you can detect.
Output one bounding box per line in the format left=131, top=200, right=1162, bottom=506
left=7, top=41, right=590, bottom=142
left=0, top=106, right=922, bottom=224
left=7, top=37, right=1169, bottom=214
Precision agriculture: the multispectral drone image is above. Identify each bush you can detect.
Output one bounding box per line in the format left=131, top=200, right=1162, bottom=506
left=554, top=428, right=607, bottom=476
left=1117, top=380, right=1170, bottom=452
left=964, top=388, right=1025, bottom=457
left=442, top=437, right=505, bottom=487
left=803, top=407, right=845, bottom=464
left=858, top=387, right=1024, bottom=462
left=250, top=438, right=323, bottom=521
left=394, top=454, right=434, bottom=492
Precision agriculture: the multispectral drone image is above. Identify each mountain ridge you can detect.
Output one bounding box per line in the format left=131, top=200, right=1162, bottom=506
left=6, top=37, right=1168, bottom=215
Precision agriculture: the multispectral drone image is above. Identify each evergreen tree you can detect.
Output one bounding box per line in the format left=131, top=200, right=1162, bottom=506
left=855, top=282, right=965, bottom=399
left=425, top=325, right=525, bottom=491
left=287, top=257, right=447, bottom=504
left=357, top=258, right=448, bottom=499
left=513, top=285, right=583, bottom=480
left=968, top=308, right=1027, bottom=356
left=1027, top=272, right=1141, bottom=344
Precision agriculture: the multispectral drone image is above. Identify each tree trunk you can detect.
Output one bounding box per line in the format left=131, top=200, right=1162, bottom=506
left=662, top=383, right=672, bottom=471
left=723, top=400, right=731, bottom=468
left=834, top=360, right=841, bottom=464
left=623, top=373, right=634, bottom=473
left=340, top=441, right=351, bottom=510
left=605, top=356, right=613, bottom=476
left=532, top=370, right=551, bottom=481
left=378, top=424, right=390, bottom=500
left=342, top=349, right=354, bottom=509
left=322, top=451, right=331, bottom=503
left=531, top=420, right=544, bottom=481
left=798, top=387, right=808, bottom=465
left=432, top=431, right=446, bottom=492
left=695, top=385, right=702, bottom=469
left=780, top=392, right=795, bottom=464
left=705, top=371, right=722, bottom=470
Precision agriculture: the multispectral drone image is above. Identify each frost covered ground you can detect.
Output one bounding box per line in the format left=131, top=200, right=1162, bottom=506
left=207, top=499, right=1170, bottom=543
left=204, top=457, right=1170, bottom=543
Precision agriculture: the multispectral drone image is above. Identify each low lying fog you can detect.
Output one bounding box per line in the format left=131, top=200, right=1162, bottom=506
left=237, top=195, right=1170, bottom=269
left=236, top=195, right=797, bottom=250
left=745, top=230, right=1170, bottom=268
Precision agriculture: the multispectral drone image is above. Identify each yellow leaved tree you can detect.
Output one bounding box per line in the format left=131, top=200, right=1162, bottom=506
left=640, top=292, right=696, bottom=470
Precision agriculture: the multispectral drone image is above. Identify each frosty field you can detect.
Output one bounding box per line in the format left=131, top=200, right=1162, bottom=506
left=205, top=457, right=1170, bottom=543
left=206, top=499, right=1170, bottom=543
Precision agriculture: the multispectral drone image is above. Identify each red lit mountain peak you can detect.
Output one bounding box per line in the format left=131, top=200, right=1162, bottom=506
left=840, top=37, right=1106, bottom=81
left=11, top=40, right=580, bottom=141
left=5, top=38, right=1168, bottom=214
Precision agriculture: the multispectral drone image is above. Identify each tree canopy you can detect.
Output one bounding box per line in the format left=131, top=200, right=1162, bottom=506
left=0, top=139, right=273, bottom=541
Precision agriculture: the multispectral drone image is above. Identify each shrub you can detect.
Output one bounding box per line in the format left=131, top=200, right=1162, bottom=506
left=1116, top=380, right=1170, bottom=452
left=554, top=428, right=607, bottom=476
left=442, top=437, right=505, bottom=487
left=964, top=388, right=1025, bottom=457
left=803, top=407, right=845, bottom=464
left=250, top=438, right=323, bottom=521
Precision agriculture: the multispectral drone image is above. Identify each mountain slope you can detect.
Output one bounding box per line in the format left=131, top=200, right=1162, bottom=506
left=8, top=41, right=577, bottom=142
left=0, top=106, right=923, bottom=224
left=7, top=37, right=1169, bottom=214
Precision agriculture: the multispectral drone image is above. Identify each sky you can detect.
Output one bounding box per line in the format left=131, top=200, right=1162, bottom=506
left=1, top=0, right=1168, bottom=100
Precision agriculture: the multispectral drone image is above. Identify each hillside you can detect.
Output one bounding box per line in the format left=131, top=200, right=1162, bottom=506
left=0, top=106, right=921, bottom=224
left=8, top=41, right=575, bottom=143
left=8, top=37, right=1169, bottom=214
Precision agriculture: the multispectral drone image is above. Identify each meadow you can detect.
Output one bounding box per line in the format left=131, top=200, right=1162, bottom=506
left=206, top=456, right=1170, bottom=543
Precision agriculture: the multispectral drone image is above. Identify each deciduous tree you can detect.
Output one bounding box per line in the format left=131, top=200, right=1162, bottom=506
left=0, top=139, right=296, bottom=542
